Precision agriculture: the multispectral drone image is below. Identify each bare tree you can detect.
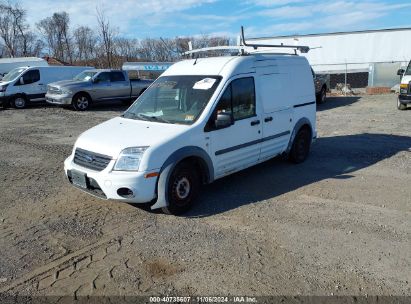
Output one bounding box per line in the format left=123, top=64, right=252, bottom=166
left=0, top=1, right=37, bottom=57
left=37, top=12, right=72, bottom=63
left=73, top=26, right=97, bottom=63
left=96, top=8, right=117, bottom=68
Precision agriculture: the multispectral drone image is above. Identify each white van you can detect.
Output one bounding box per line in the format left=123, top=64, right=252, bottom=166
left=0, top=57, right=48, bottom=78
left=64, top=41, right=316, bottom=215
left=397, top=60, right=411, bottom=110
left=0, top=66, right=93, bottom=108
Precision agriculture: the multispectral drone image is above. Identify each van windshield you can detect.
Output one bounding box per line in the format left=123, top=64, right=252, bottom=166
left=73, top=71, right=97, bottom=81
left=123, top=75, right=221, bottom=125
left=2, top=67, right=26, bottom=82
left=405, top=61, right=411, bottom=76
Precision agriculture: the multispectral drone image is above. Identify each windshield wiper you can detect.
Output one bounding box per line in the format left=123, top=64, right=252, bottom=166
left=138, top=113, right=171, bottom=124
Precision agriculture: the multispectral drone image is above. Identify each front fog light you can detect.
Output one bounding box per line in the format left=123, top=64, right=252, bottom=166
left=114, top=147, right=148, bottom=171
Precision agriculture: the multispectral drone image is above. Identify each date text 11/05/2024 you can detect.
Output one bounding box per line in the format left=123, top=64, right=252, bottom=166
left=149, top=296, right=258, bottom=303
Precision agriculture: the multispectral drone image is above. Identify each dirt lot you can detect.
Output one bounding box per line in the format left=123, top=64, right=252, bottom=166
left=0, top=94, right=410, bottom=299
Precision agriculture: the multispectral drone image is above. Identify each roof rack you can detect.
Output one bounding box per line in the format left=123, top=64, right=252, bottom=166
left=182, top=26, right=310, bottom=56
left=240, top=26, right=310, bottom=53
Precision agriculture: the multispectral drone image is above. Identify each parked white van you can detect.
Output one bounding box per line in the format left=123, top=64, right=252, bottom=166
left=0, top=57, right=48, bottom=78
left=397, top=60, right=411, bottom=110
left=0, top=66, right=93, bottom=108
left=64, top=37, right=316, bottom=215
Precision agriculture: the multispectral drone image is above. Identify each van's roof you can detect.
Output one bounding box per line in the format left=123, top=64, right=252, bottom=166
left=86, top=69, right=122, bottom=73
left=0, top=57, right=46, bottom=64
left=162, top=54, right=307, bottom=77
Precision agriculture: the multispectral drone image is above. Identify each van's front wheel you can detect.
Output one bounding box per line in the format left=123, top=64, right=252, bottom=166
left=162, top=162, right=200, bottom=215
left=289, top=127, right=311, bottom=164
left=72, top=93, right=91, bottom=111
left=11, top=95, right=27, bottom=109
left=397, top=98, right=407, bottom=110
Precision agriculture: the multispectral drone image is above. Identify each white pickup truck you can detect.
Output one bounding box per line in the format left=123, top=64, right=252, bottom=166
left=397, top=61, right=411, bottom=110
left=46, top=69, right=153, bottom=111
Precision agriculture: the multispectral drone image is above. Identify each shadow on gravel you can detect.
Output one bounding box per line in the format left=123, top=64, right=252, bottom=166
left=317, top=96, right=361, bottom=111
left=187, top=133, right=411, bottom=217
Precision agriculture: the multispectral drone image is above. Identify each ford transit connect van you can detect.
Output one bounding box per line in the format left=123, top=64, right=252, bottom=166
left=64, top=45, right=317, bottom=215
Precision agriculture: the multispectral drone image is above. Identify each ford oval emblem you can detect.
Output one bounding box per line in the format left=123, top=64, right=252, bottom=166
left=84, top=155, right=93, bottom=162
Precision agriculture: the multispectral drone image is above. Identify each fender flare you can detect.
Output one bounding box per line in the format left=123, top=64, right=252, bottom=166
left=150, top=146, right=214, bottom=210
left=285, top=117, right=313, bottom=154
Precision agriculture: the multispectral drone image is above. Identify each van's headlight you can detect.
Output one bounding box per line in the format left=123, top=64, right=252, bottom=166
left=113, top=147, right=148, bottom=171
left=0, top=84, right=8, bottom=92
left=400, top=83, right=408, bottom=94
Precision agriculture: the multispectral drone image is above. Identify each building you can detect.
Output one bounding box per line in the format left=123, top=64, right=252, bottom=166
left=248, top=28, right=411, bottom=89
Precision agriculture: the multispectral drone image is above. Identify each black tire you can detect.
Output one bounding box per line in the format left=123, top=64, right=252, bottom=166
left=11, top=95, right=27, bottom=109
left=72, top=93, right=91, bottom=111
left=397, top=98, right=407, bottom=110
left=289, top=127, right=311, bottom=164
left=162, top=162, right=200, bottom=215
left=316, top=86, right=326, bottom=104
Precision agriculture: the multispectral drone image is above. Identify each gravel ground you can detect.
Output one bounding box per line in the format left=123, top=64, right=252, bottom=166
left=0, top=95, right=410, bottom=298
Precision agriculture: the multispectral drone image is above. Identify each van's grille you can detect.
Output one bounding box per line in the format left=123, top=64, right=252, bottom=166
left=74, top=148, right=112, bottom=171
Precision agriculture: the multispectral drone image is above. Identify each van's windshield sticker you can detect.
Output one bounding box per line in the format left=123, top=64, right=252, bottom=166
left=193, top=78, right=216, bottom=90
left=185, top=115, right=195, bottom=121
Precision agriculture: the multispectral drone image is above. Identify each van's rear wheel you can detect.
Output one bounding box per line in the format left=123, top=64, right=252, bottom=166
left=397, top=98, right=407, bottom=110
left=12, top=95, right=27, bottom=109
left=162, top=162, right=200, bottom=215
left=289, top=128, right=311, bottom=164
left=72, top=93, right=91, bottom=111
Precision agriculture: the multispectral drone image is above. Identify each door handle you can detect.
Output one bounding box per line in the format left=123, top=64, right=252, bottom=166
left=250, top=120, right=260, bottom=126
left=38, top=83, right=44, bottom=85
left=264, top=116, right=273, bottom=122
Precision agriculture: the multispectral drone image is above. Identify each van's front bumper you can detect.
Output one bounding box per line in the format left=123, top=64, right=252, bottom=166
left=46, top=93, right=73, bottom=105
left=398, top=94, right=411, bottom=104
left=64, top=156, right=158, bottom=204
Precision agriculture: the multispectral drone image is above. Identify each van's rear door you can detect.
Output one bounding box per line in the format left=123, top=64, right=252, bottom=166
left=258, top=72, right=293, bottom=161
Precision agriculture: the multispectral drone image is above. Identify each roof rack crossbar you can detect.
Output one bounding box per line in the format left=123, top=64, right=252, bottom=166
left=183, top=45, right=245, bottom=56
left=240, top=26, right=310, bottom=53
left=182, top=26, right=310, bottom=56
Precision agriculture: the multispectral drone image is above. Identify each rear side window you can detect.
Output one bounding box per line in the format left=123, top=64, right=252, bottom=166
left=215, top=77, right=256, bottom=121
left=110, top=72, right=125, bottom=82
left=21, top=69, right=40, bottom=85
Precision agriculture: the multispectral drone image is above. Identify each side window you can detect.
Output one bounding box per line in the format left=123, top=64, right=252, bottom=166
left=96, top=72, right=110, bottom=83
left=231, top=77, right=256, bottom=120
left=207, top=77, right=256, bottom=131
left=216, top=84, right=232, bottom=115
left=21, top=70, right=40, bottom=85
left=110, top=72, right=125, bottom=82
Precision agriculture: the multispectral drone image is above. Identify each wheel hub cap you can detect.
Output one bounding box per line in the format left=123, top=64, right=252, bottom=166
left=78, top=97, right=88, bottom=109
left=175, top=177, right=190, bottom=200
left=15, top=98, right=25, bottom=107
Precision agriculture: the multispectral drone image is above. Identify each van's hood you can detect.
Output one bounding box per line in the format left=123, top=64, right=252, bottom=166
left=75, top=117, right=188, bottom=158
left=50, top=79, right=89, bottom=88
left=0, top=80, right=13, bottom=86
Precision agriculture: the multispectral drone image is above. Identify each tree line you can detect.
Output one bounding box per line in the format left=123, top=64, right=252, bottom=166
left=0, top=1, right=231, bottom=68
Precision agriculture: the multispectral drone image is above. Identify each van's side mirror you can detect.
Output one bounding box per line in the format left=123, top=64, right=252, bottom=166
left=92, top=77, right=99, bottom=83
left=397, top=69, right=405, bottom=76
left=215, top=112, right=233, bottom=129
left=19, top=77, right=24, bottom=85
